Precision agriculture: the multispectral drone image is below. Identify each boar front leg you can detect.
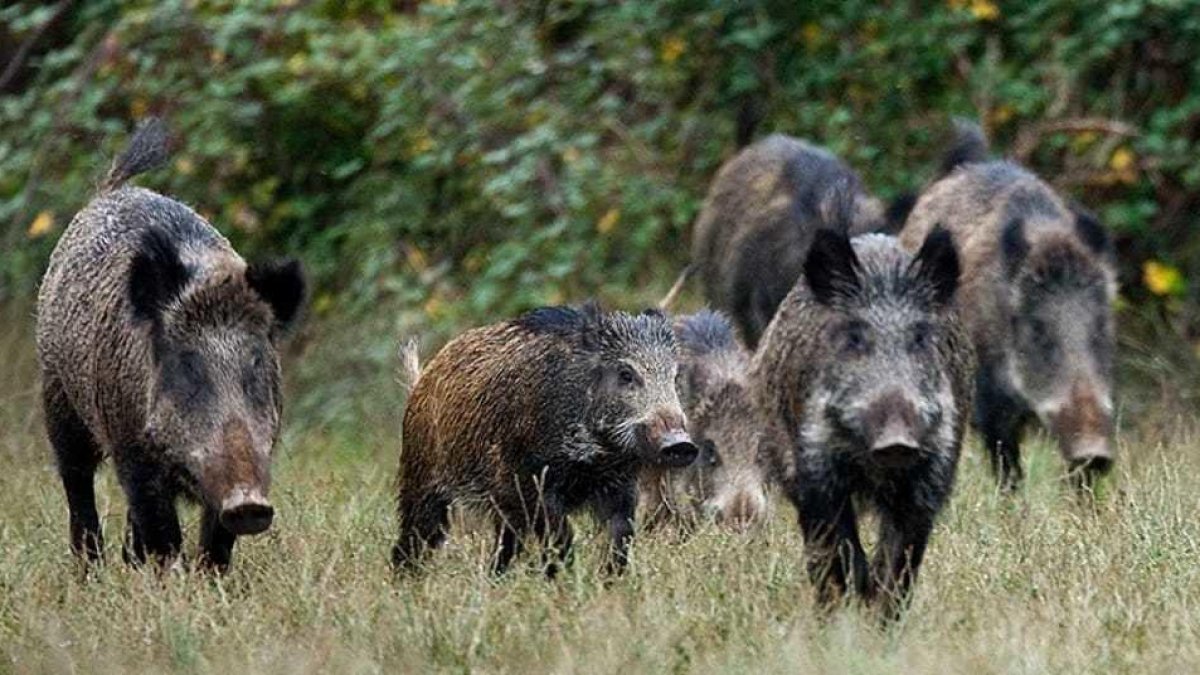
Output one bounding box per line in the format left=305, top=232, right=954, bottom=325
left=118, top=451, right=182, bottom=566
left=975, top=364, right=1029, bottom=491
left=795, top=485, right=870, bottom=610
left=871, top=506, right=933, bottom=623
left=199, top=507, right=237, bottom=572
left=594, top=483, right=637, bottom=575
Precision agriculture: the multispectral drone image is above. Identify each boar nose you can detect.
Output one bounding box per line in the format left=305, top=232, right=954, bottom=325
left=1066, top=436, right=1113, bottom=476
left=644, top=408, right=698, bottom=466
left=866, top=390, right=922, bottom=468
left=659, top=430, right=699, bottom=467
left=220, top=486, right=274, bottom=536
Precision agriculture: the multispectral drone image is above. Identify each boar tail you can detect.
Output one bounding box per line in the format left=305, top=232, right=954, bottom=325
left=658, top=264, right=693, bottom=312
left=939, top=117, right=989, bottom=177
left=103, top=117, right=171, bottom=191
left=399, top=338, right=422, bottom=393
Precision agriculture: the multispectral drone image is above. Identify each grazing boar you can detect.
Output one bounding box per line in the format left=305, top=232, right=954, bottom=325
left=36, top=119, right=306, bottom=571
left=393, top=303, right=697, bottom=576
left=639, top=310, right=769, bottom=532
left=753, top=229, right=973, bottom=620
left=900, top=120, right=1117, bottom=490
left=691, top=134, right=889, bottom=348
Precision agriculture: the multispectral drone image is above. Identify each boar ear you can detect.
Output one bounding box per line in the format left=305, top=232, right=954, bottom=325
left=803, top=229, right=861, bottom=305
left=1070, top=204, right=1112, bottom=257
left=129, top=229, right=189, bottom=322
left=911, top=226, right=960, bottom=307
left=1000, top=217, right=1028, bottom=277
left=246, top=258, right=307, bottom=331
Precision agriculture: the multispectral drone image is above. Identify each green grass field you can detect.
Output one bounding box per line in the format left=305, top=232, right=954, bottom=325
left=2, top=300, right=1198, bottom=674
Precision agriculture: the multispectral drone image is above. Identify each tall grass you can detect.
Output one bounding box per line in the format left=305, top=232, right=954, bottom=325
left=2, top=299, right=1198, bottom=674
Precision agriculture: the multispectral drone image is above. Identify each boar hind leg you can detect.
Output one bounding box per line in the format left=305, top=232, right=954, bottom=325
left=118, top=453, right=182, bottom=566
left=492, top=517, right=525, bottom=575
left=43, top=376, right=104, bottom=561
left=199, top=508, right=237, bottom=572
left=975, top=366, right=1028, bottom=491
left=796, top=488, right=870, bottom=610
left=392, top=492, right=450, bottom=571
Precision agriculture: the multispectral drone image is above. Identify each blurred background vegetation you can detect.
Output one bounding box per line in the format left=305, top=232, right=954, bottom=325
left=3, top=0, right=1200, bottom=442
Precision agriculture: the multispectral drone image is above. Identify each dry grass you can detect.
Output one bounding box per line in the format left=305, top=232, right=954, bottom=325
left=2, top=301, right=1198, bottom=674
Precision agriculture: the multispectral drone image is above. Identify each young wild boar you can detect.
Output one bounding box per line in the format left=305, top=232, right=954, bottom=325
left=900, top=121, right=1117, bottom=490
left=753, top=229, right=973, bottom=620
left=691, top=134, right=893, bottom=348
left=639, top=310, right=769, bottom=532
left=393, top=303, right=697, bottom=576
left=36, top=119, right=306, bottom=571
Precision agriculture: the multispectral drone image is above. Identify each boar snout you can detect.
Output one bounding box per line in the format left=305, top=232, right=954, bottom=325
left=864, top=389, right=922, bottom=468
left=1045, top=380, right=1114, bottom=475
left=220, top=486, right=274, bottom=535
left=658, top=429, right=699, bottom=467
left=641, top=409, right=698, bottom=467
left=704, top=487, right=767, bottom=532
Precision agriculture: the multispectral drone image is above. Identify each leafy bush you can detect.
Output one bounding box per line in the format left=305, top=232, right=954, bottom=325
left=3, top=0, right=1199, bottom=342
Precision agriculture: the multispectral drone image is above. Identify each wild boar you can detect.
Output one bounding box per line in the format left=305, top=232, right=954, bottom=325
left=639, top=310, right=769, bottom=532
left=393, top=303, right=697, bottom=576
left=36, top=118, right=306, bottom=571
left=691, top=134, right=889, bottom=348
left=753, top=229, right=973, bottom=620
left=900, top=120, right=1117, bottom=489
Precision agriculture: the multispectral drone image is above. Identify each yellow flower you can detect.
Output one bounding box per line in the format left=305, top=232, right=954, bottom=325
left=1143, top=260, right=1185, bottom=297
left=989, top=104, right=1014, bottom=125
left=970, top=0, right=999, bottom=20
left=423, top=296, right=444, bottom=319
left=660, top=36, right=686, bottom=64
left=596, top=208, right=620, bottom=235
left=130, top=98, right=149, bottom=118
left=408, top=130, right=435, bottom=157
left=287, top=53, right=308, bottom=75
left=406, top=246, right=429, bottom=273
left=800, top=22, right=823, bottom=50
left=27, top=211, right=55, bottom=239
left=175, top=156, right=195, bottom=176
left=562, top=146, right=581, bottom=164
left=1109, top=147, right=1135, bottom=172
left=313, top=293, right=334, bottom=316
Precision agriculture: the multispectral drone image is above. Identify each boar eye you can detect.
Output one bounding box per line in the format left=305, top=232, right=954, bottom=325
left=617, top=364, right=641, bottom=388
left=839, top=321, right=870, bottom=356
left=701, top=439, right=721, bottom=467
left=910, top=321, right=934, bottom=353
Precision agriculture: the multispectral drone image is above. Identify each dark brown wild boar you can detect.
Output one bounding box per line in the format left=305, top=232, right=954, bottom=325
left=753, top=228, right=973, bottom=621
left=639, top=310, right=769, bottom=532
left=36, top=119, right=306, bottom=571
left=393, top=303, right=697, bottom=576
left=900, top=120, right=1117, bottom=490
left=691, top=135, right=900, bottom=348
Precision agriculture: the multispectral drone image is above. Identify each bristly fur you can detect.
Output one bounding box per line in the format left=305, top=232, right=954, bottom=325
left=673, top=309, right=738, bottom=356
left=399, top=339, right=422, bottom=394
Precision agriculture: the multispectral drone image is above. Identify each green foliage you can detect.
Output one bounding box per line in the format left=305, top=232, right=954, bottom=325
left=3, top=0, right=1200, bottom=336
